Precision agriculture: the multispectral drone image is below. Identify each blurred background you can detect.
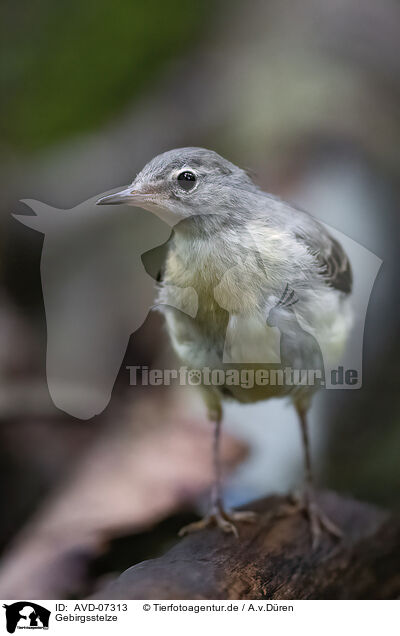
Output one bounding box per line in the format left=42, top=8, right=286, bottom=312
left=0, top=0, right=399, bottom=598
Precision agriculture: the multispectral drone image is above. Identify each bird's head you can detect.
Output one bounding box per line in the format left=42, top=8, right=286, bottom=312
left=96, top=147, right=257, bottom=225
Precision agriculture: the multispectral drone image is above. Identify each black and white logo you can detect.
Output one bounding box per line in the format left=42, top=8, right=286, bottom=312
left=3, top=603, right=50, bottom=634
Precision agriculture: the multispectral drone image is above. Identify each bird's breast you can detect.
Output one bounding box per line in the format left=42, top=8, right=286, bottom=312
left=157, top=237, right=279, bottom=370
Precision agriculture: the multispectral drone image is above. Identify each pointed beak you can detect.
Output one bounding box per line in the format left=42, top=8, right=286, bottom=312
left=96, top=186, right=147, bottom=206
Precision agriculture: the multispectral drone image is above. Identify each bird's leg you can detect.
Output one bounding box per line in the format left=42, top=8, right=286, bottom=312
left=179, top=403, right=257, bottom=538
left=210, top=407, right=225, bottom=512
left=293, top=404, right=343, bottom=548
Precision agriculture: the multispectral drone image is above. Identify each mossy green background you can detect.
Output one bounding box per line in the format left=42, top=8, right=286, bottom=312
left=0, top=0, right=211, bottom=152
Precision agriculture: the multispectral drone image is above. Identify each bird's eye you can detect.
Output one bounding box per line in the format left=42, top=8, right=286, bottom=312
left=177, top=171, right=196, bottom=191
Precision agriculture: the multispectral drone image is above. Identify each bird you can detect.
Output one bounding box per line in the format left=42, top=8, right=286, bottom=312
left=97, top=147, right=353, bottom=547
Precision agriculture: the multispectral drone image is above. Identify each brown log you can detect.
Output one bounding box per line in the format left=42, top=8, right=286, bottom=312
left=91, top=491, right=400, bottom=600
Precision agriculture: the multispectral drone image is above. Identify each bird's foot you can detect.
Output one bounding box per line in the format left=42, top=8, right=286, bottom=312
left=281, top=489, right=343, bottom=549
left=178, top=505, right=258, bottom=539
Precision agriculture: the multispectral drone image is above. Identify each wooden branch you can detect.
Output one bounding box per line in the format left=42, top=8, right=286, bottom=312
left=91, top=491, right=400, bottom=600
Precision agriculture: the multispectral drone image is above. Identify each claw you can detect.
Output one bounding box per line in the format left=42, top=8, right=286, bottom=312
left=178, top=507, right=258, bottom=538
left=306, top=499, right=343, bottom=549
left=280, top=491, right=343, bottom=549
left=230, top=510, right=259, bottom=523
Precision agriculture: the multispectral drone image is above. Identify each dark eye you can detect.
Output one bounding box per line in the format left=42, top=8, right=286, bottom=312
left=177, top=171, right=196, bottom=191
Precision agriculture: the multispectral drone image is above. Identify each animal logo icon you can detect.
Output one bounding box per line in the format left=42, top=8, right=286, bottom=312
left=13, top=197, right=160, bottom=419
left=3, top=602, right=50, bottom=633
left=13, top=196, right=382, bottom=417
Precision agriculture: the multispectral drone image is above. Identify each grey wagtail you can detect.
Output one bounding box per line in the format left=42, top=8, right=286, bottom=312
left=97, top=147, right=352, bottom=547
